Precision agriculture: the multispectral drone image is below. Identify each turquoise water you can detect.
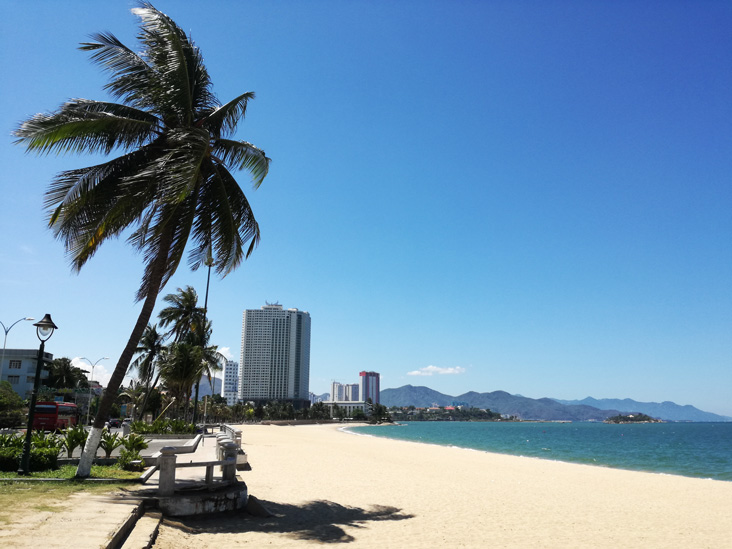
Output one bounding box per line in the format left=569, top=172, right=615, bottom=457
left=349, top=422, right=732, bottom=481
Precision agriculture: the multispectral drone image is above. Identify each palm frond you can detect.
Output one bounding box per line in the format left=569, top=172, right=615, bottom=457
left=212, top=139, right=270, bottom=188
left=80, top=32, right=157, bottom=109
left=14, top=99, right=159, bottom=155
left=199, top=91, right=255, bottom=139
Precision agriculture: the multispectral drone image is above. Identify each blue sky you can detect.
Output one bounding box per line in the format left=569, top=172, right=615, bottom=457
left=1, top=1, right=730, bottom=416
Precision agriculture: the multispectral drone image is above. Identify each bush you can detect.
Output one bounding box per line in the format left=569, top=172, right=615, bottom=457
left=116, top=448, right=144, bottom=472
left=130, top=418, right=195, bottom=435
left=0, top=432, right=24, bottom=449
left=60, top=424, right=88, bottom=457
left=29, top=447, right=59, bottom=471
left=31, top=431, right=62, bottom=453
left=99, top=429, right=123, bottom=458
left=120, top=433, right=149, bottom=453
left=0, top=447, right=20, bottom=471
left=0, top=447, right=59, bottom=472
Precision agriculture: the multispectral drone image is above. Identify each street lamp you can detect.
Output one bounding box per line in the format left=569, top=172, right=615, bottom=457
left=18, top=314, right=57, bottom=475
left=81, top=356, right=109, bottom=425
left=0, top=317, right=34, bottom=379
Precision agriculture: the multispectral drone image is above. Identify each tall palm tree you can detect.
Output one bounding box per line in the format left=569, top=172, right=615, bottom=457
left=158, top=286, right=205, bottom=343
left=130, top=324, right=166, bottom=420
left=14, top=3, right=269, bottom=477
left=159, top=342, right=202, bottom=419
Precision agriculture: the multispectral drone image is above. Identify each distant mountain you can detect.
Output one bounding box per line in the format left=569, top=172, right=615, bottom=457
left=195, top=376, right=222, bottom=398
left=553, top=397, right=732, bottom=422
left=380, top=385, right=619, bottom=421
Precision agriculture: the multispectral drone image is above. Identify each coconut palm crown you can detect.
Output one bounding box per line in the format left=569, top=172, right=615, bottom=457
left=13, top=3, right=269, bottom=476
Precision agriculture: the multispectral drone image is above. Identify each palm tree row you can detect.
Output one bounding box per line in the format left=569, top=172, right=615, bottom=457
left=130, top=286, right=225, bottom=422
left=14, top=3, right=269, bottom=477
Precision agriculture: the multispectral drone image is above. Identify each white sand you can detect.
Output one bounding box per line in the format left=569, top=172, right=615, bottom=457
left=154, top=423, right=732, bottom=548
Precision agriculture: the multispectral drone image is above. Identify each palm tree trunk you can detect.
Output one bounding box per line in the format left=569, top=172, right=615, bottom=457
left=136, top=371, right=161, bottom=422
left=76, top=230, right=173, bottom=478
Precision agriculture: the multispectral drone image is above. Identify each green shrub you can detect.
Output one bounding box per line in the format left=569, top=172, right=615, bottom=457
left=0, top=381, right=24, bottom=428
left=29, top=447, right=59, bottom=471
left=0, top=447, right=59, bottom=472
left=120, top=433, right=149, bottom=453
left=116, top=448, right=144, bottom=472
left=130, top=418, right=195, bottom=435
left=99, top=429, right=123, bottom=458
left=31, top=431, right=62, bottom=453
left=60, top=424, right=88, bottom=458
left=0, top=447, right=20, bottom=471
left=0, top=433, right=23, bottom=449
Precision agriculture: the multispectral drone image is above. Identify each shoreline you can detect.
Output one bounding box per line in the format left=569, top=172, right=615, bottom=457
left=343, top=420, right=732, bottom=482
left=154, top=423, right=732, bottom=548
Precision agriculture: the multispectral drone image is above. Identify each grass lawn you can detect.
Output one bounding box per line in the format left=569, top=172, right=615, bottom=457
left=0, top=464, right=142, bottom=480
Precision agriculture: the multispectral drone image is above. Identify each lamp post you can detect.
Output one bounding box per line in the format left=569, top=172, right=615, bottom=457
left=0, top=317, right=34, bottom=379
left=192, top=253, right=215, bottom=425
left=18, top=314, right=58, bottom=475
left=81, top=356, right=108, bottom=425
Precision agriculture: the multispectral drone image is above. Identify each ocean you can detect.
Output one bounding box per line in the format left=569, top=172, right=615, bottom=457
left=348, top=421, right=732, bottom=481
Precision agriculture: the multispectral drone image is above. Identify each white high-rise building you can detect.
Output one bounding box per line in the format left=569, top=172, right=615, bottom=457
left=239, top=303, right=311, bottom=405
left=331, top=381, right=359, bottom=402
left=222, top=360, right=239, bottom=406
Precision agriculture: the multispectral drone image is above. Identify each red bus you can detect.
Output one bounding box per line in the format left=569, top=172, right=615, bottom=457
left=33, top=401, right=79, bottom=431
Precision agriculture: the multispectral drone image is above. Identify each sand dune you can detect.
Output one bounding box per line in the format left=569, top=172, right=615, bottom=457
left=154, top=423, right=732, bottom=548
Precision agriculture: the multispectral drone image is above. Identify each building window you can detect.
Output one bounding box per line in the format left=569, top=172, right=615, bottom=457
left=7, top=375, right=19, bottom=384
left=9, top=360, right=21, bottom=369
left=27, top=376, right=35, bottom=384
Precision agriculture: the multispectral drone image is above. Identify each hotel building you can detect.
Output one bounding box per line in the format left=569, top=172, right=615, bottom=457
left=222, top=359, right=239, bottom=406
left=239, top=303, right=311, bottom=408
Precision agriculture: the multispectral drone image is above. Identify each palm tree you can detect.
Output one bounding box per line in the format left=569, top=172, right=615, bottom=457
left=13, top=3, right=269, bottom=477
left=159, top=342, right=202, bottom=419
left=158, top=286, right=205, bottom=343
left=130, top=324, right=166, bottom=420
left=46, top=357, right=88, bottom=390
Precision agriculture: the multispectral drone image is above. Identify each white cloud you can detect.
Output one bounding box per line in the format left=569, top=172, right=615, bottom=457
left=218, top=346, right=234, bottom=360
left=407, top=365, right=466, bottom=376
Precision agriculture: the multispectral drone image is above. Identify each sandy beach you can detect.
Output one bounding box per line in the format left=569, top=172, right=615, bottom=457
left=154, top=423, right=732, bottom=548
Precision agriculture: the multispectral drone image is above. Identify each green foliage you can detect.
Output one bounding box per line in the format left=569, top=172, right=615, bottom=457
left=31, top=431, right=63, bottom=453
left=116, top=449, right=144, bottom=472
left=60, top=424, right=88, bottom=458
left=351, top=408, right=367, bottom=421
left=0, top=380, right=24, bottom=428
left=29, top=447, right=60, bottom=471
left=130, top=418, right=195, bottom=435
left=0, top=433, right=24, bottom=449
left=120, top=433, right=149, bottom=454
left=99, top=429, right=123, bottom=458
left=0, top=447, right=19, bottom=471
left=309, top=402, right=330, bottom=420
left=0, top=447, right=59, bottom=472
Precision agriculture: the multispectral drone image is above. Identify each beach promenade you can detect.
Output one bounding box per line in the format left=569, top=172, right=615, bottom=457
left=0, top=435, right=220, bottom=548
left=154, top=423, right=732, bottom=548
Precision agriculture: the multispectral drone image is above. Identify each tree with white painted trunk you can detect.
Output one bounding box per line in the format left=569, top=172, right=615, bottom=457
left=13, top=2, right=269, bottom=477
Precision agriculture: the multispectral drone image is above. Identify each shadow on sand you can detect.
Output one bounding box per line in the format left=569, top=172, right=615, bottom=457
left=162, top=498, right=414, bottom=544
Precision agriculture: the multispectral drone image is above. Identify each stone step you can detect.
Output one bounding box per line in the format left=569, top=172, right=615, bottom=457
left=120, top=511, right=162, bottom=549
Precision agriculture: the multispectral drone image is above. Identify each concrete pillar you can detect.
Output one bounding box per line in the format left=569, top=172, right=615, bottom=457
left=217, top=435, right=232, bottom=460
left=234, top=430, right=242, bottom=449
left=222, top=441, right=238, bottom=482
left=158, top=447, right=178, bottom=497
